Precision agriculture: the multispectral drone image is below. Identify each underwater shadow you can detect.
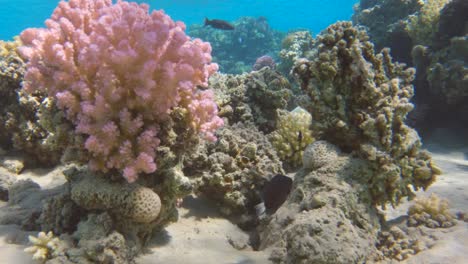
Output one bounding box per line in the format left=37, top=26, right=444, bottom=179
left=180, top=195, right=223, bottom=220
left=144, top=228, right=172, bottom=249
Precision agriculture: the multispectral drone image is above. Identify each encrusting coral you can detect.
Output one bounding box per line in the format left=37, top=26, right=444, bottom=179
left=268, top=107, right=314, bottom=168
left=19, top=0, right=223, bottom=182
left=293, top=21, right=440, bottom=206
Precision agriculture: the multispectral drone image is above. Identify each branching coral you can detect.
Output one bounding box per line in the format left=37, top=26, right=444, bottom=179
left=19, top=0, right=223, bottom=182
left=407, top=193, right=457, bottom=228
left=269, top=107, right=314, bottom=168
left=24, top=231, right=60, bottom=261
left=293, top=22, right=440, bottom=206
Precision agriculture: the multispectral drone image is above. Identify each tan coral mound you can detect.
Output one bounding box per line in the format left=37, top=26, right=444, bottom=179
left=408, top=193, right=457, bottom=228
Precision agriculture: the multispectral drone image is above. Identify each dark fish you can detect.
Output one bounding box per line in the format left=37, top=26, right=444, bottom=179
left=204, top=18, right=235, bottom=30
left=256, top=174, right=293, bottom=216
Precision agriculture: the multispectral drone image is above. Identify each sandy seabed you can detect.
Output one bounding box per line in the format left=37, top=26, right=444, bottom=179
left=0, top=128, right=466, bottom=264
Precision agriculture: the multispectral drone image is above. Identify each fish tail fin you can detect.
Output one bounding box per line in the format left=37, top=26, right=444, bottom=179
left=255, top=202, right=266, bottom=218
left=204, top=17, right=209, bottom=26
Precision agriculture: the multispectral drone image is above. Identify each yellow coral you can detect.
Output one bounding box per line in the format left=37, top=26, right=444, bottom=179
left=0, top=37, right=22, bottom=58
left=408, top=193, right=456, bottom=228
left=24, top=231, right=60, bottom=261
left=269, top=107, right=314, bottom=168
left=407, top=0, right=450, bottom=45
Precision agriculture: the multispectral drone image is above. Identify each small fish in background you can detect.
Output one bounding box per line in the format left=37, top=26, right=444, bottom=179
left=255, top=174, right=293, bottom=217
left=204, top=17, right=235, bottom=30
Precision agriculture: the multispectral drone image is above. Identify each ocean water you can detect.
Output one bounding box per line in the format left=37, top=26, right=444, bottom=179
left=0, top=0, right=358, bottom=40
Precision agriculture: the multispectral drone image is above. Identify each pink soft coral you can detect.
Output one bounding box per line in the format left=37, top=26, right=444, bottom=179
left=19, top=0, right=223, bottom=182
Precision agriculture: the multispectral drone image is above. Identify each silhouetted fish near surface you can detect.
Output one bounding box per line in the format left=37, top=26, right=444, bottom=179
left=255, top=174, right=293, bottom=216
left=204, top=18, right=235, bottom=30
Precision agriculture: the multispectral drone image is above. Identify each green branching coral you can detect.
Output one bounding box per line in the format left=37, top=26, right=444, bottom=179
left=269, top=107, right=314, bottom=168
left=407, top=0, right=450, bottom=45
left=293, top=21, right=441, bottom=207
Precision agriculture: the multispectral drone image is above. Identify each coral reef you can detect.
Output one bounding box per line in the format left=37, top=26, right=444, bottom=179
left=211, top=67, right=292, bottom=133
left=435, top=0, right=468, bottom=48
left=258, top=141, right=381, bottom=263
left=69, top=172, right=162, bottom=224
left=407, top=193, right=457, bottom=228
left=19, top=0, right=222, bottom=182
left=185, top=123, right=283, bottom=218
left=354, top=0, right=468, bottom=130
left=352, top=0, right=422, bottom=64
left=406, top=0, right=450, bottom=46
left=425, top=37, right=468, bottom=106
left=268, top=107, right=314, bottom=169
left=0, top=164, right=189, bottom=263
left=277, top=31, right=314, bottom=76
left=1, top=39, right=77, bottom=167
left=252, top=55, right=276, bottom=71
left=189, top=16, right=284, bottom=74
left=293, top=22, right=440, bottom=206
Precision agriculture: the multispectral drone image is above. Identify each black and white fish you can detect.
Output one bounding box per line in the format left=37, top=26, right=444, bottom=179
left=255, top=174, right=293, bottom=217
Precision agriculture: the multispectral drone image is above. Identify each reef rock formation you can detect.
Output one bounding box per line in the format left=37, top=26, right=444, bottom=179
left=185, top=123, right=284, bottom=219
left=354, top=0, right=468, bottom=130
left=293, top=22, right=440, bottom=206
left=258, top=141, right=381, bottom=263
left=353, top=0, right=422, bottom=64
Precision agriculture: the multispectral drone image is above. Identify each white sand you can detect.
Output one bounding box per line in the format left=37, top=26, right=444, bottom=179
left=0, top=127, right=466, bottom=263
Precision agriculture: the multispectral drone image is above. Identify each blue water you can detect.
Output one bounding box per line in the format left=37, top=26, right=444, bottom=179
left=0, top=0, right=357, bottom=40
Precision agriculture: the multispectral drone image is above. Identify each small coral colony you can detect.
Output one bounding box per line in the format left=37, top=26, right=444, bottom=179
left=0, top=0, right=465, bottom=263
